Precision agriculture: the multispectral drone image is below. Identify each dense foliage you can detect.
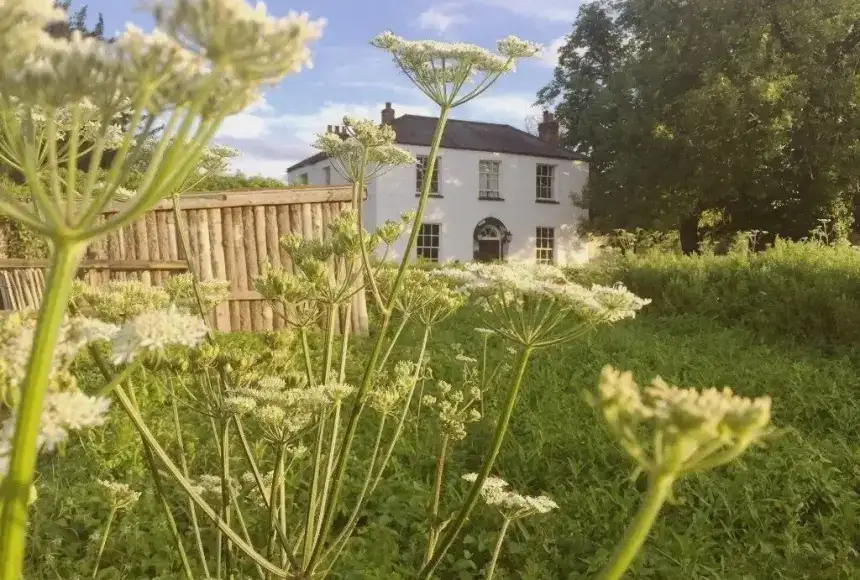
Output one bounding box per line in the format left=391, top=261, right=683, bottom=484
left=539, top=0, right=860, bottom=251
left=569, top=239, right=860, bottom=347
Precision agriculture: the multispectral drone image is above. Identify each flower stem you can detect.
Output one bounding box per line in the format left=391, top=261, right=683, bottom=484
left=418, top=345, right=533, bottom=579
left=0, top=241, right=84, bottom=580
left=596, top=473, right=676, bottom=580
left=92, top=508, right=116, bottom=579
left=305, top=107, right=451, bottom=573
left=425, top=435, right=449, bottom=563
left=485, top=518, right=511, bottom=580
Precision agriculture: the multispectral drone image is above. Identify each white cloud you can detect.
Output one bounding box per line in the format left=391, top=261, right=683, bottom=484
left=469, top=0, right=580, bottom=22
left=213, top=99, right=435, bottom=178
left=537, top=36, right=566, bottom=67
left=417, top=3, right=468, bottom=33
left=461, top=92, right=542, bottom=128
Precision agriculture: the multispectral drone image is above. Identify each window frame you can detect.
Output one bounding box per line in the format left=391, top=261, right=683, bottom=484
left=416, top=222, right=441, bottom=263
left=323, top=165, right=331, bottom=186
left=535, top=164, right=555, bottom=201
left=297, top=172, right=309, bottom=185
left=478, top=160, right=502, bottom=200
left=535, top=226, right=555, bottom=264
left=416, top=155, right=440, bottom=195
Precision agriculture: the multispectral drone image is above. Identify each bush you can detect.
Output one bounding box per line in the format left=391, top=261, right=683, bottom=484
left=567, top=239, right=860, bottom=347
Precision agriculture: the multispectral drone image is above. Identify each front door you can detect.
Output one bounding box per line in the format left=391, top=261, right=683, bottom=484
left=475, top=238, right=502, bottom=262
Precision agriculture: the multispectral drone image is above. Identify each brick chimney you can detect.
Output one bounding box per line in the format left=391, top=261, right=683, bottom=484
left=381, top=102, right=395, bottom=124
left=326, top=124, right=333, bottom=133
left=538, top=110, right=559, bottom=144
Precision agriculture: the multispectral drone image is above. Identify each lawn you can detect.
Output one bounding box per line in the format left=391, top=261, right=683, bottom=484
left=26, top=301, right=860, bottom=579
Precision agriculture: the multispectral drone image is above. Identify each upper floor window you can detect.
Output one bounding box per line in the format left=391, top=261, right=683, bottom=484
left=536, top=164, right=555, bottom=200
left=416, top=155, right=439, bottom=195
left=479, top=160, right=501, bottom=199
left=416, top=223, right=441, bottom=262
left=535, top=227, right=555, bottom=264
left=323, top=166, right=331, bottom=185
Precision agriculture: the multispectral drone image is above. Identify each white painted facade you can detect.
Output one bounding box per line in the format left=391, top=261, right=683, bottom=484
left=288, top=144, right=589, bottom=265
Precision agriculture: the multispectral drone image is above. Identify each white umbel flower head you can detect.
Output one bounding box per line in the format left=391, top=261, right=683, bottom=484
left=590, top=366, right=773, bottom=476
left=372, top=32, right=539, bottom=107
left=98, top=479, right=142, bottom=510
left=150, top=0, right=325, bottom=84
left=111, top=305, right=209, bottom=364
left=0, top=390, right=112, bottom=476
left=463, top=473, right=558, bottom=519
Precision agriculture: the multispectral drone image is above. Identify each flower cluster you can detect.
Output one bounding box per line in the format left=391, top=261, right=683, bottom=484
left=371, top=32, right=539, bottom=106
left=422, top=380, right=482, bottom=440
left=462, top=473, right=557, bottom=520
left=97, top=479, right=141, bottom=510
left=589, top=366, right=773, bottom=476
left=111, top=306, right=209, bottom=364
left=0, top=390, right=112, bottom=476
left=376, top=265, right=466, bottom=324
left=431, top=262, right=650, bottom=344
left=233, top=373, right=351, bottom=443
left=314, top=116, right=416, bottom=183
left=74, top=280, right=170, bottom=324
left=0, top=311, right=118, bottom=403
left=163, top=273, right=230, bottom=314
left=368, top=360, right=420, bottom=415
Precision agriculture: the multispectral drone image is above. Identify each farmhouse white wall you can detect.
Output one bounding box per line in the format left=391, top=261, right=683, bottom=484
left=289, top=147, right=589, bottom=264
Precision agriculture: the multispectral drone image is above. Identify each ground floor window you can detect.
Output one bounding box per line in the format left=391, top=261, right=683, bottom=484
left=417, top=223, right=441, bottom=262
left=536, top=226, right=555, bottom=264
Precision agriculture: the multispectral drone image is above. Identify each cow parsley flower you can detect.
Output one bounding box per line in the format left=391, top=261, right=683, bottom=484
left=462, top=473, right=558, bottom=519
left=0, top=390, right=111, bottom=476
left=77, top=280, right=170, bottom=324
left=590, top=366, right=773, bottom=475
left=372, top=32, right=539, bottom=107
left=111, top=306, right=209, bottom=364
left=150, top=0, right=325, bottom=84
left=98, top=479, right=142, bottom=510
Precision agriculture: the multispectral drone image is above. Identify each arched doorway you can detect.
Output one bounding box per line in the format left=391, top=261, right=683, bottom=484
left=473, top=217, right=511, bottom=262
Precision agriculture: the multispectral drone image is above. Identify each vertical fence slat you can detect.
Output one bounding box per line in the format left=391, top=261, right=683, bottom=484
left=244, top=207, right=262, bottom=330
left=223, top=208, right=239, bottom=332
left=233, top=207, right=251, bottom=330
left=209, top=208, right=229, bottom=331
left=254, top=206, right=273, bottom=331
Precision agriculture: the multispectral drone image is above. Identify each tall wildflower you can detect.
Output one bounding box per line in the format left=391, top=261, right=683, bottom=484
left=0, top=1, right=324, bottom=574
left=590, top=367, right=773, bottom=580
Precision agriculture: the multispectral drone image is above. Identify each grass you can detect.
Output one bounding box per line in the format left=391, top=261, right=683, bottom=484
left=25, top=300, right=860, bottom=579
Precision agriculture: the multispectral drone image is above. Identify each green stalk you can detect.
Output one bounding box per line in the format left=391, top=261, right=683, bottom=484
left=278, top=451, right=289, bottom=570
left=303, top=413, right=328, bottom=565
left=485, top=518, right=511, bottom=580
left=171, top=391, right=211, bottom=579
left=425, top=435, right=450, bottom=562
left=91, top=508, right=116, bottom=579
left=0, top=242, right=84, bottom=579
left=308, top=107, right=451, bottom=571
left=266, top=444, right=286, bottom=572
left=220, top=419, right=234, bottom=578
left=314, top=399, right=341, bottom=545
left=418, top=345, right=534, bottom=579
left=596, top=474, right=676, bottom=580
left=112, top=385, right=293, bottom=578
left=128, top=379, right=195, bottom=580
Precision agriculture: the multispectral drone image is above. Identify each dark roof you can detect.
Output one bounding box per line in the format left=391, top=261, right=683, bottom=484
left=287, top=114, right=583, bottom=172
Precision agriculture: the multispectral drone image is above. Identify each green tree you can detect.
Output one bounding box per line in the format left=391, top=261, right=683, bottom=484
left=539, top=0, right=860, bottom=252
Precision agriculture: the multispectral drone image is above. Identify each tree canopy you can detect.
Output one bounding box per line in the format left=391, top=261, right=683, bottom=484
left=538, top=0, right=860, bottom=251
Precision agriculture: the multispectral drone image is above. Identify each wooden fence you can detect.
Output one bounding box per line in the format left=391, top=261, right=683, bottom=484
left=0, top=186, right=369, bottom=334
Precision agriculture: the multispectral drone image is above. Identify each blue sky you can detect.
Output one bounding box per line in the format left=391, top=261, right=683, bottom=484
left=81, top=0, right=580, bottom=178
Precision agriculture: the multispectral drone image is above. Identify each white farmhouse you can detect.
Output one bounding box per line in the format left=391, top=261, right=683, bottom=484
left=287, top=103, right=589, bottom=264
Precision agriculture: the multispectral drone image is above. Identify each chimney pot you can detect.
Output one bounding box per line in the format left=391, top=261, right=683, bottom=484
left=538, top=110, right=560, bottom=144
left=381, top=101, right=395, bottom=125
left=327, top=124, right=333, bottom=133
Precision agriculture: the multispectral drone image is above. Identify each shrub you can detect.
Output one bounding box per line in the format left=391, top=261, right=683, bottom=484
left=567, top=239, right=860, bottom=347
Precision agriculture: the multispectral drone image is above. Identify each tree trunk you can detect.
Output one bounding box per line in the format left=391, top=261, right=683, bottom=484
left=679, top=211, right=700, bottom=255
